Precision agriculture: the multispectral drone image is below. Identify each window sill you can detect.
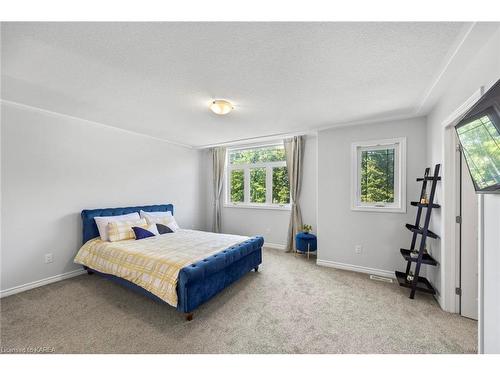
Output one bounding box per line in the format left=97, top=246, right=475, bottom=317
left=351, top=205, right=406, bottom=213
left=224, top=203, right=291, bottom=211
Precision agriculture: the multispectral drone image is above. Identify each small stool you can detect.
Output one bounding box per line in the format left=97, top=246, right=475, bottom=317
left=295, top=232, right=317, bottom=259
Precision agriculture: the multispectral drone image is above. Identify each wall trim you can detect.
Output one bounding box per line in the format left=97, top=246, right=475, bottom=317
left=0, top=99, right=193, bottom=149
left=198, top=114, right=422, bottom=148
left=0, top=269, right=86, bottom=298
left=316, top=259, right=395, bottom=279
left=197, top=130, right=314, bottom=149
left=441, top=88, right=483, bottom=129
left=264, top=242, right=286, bottom=250
left=316, top=113, right=419, bottom=133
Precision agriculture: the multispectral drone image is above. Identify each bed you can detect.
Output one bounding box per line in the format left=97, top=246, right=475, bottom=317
left=75, top=204, right=263, bottom=320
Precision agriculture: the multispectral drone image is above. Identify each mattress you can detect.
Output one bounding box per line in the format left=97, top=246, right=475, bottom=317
left=74, top=229, right=249, bottom=306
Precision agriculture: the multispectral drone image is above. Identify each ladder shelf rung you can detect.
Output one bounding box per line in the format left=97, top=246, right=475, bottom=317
left=417, top=176, right=441, bottom=181
left=410, top=201, right=440, bottom=208
left=405, top=224, right=439, bottom=239
left=400, top=249, right=438, bottom=265
left=395, top=271, right=436, bottom=295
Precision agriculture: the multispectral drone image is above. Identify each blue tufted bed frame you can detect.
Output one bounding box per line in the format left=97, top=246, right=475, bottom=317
left=80, top=204, right=263, bottom=320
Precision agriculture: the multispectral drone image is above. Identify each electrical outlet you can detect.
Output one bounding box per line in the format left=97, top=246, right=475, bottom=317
left=44, top=253, right=53, bottom=264
left=355, top=245, right=363, bottom=254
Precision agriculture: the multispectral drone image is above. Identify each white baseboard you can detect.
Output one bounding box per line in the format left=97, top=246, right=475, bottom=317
left=316, top=259, right=395, bottom=279
left=0, top=269, right=86, bottom=298
left=264, top=242, right=286, bottom=250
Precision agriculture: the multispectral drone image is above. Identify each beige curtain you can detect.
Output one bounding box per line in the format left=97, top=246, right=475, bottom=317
left=284, top=136, right=305, bottom=252
left=211, top=147, right=227, bottom=233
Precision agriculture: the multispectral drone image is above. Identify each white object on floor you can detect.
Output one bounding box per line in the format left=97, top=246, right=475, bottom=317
left=369, top=275, right=394, bottom=283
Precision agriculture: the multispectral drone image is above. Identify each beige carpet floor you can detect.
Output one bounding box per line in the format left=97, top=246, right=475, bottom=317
left=0, top=248, right=477, bottom=354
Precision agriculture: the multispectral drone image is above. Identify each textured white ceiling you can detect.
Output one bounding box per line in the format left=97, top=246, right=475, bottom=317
left=0, top=22, right=479, bottom=147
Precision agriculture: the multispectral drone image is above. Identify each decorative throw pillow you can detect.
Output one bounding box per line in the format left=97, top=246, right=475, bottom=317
left=156, top=223, right=173, bottom=235
left=142, top=211, right=180, bottom=232
left=132, top=225, right=158, bottom=240
left=151, top=216, right=180, bottom=232
left=94, top=212, right=140, bottom=241
left=108, top=218, right=148, bottom=242
left=145, top=223, right=160, bottom=235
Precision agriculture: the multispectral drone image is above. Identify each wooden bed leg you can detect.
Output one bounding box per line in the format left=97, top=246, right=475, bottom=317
left=84, top=267, right=94, bottom=275
left=254, top=266, right=259, bottom=272
left=185, top=313, right=193, bottom=321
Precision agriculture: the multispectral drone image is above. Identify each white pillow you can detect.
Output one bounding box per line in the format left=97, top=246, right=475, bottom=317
left=165, top=216, right=180, bottom=232
left=144, top=224, right=160, bottom=236
left=140, top=210, right=172, bottom=220
left=142, top=211, right=180, bottom=232
left=94, top=212, right=140, bottom=241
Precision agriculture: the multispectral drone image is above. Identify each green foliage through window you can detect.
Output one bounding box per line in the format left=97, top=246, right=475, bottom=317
left=250, top=168, right=266, bottom=203
left=272, top=167, right=290, bottom=204
left=230, top=170, right=244, bottom=202
left=229, top=145, right=285, bottom=165
left=457, top=114, right=500, bottom=190
left=360, top=148, right=395, bottom=203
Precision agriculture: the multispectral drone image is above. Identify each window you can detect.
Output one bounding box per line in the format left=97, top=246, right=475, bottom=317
left=226, top=144, right=290, bottom=209
left=351, top=138, right=406, bottom=212
left=456, top=110, right=500, bottom=191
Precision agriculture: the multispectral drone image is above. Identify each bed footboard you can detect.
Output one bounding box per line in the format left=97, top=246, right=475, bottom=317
left=83, top=236, right=264, bottom=318
left=176, top=236, right=264, bottom=313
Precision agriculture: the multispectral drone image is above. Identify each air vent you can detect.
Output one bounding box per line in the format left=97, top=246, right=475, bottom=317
left=370, top=275, right=393, bottom=283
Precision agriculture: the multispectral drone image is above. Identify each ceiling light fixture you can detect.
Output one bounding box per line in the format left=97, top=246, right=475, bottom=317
left=209, top=99, right=233, bottom=115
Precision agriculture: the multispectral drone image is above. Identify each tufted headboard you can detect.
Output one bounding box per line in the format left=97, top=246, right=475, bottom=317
left=81, top=204, right=174, bottom=244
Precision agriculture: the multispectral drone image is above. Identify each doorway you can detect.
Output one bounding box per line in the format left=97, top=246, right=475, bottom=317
left=457, top=139, right=479, bottom=320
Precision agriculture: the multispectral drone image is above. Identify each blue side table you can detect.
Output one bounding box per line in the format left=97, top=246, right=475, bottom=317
left=295, top=232, right=317, bottom=259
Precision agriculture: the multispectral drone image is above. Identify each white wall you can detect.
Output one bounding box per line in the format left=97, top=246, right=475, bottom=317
left=0, top=102, right=205, bottom=293
left=203, top=135, right=317, bottom=247
left=425, top=27, right=500, bottom=352
left=483, top=194, right=500, bottom=353
left=317, top=117, right=427, bottom=276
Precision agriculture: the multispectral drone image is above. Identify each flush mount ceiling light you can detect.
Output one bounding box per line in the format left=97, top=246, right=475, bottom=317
left=209, top=99, right=233, bottom=115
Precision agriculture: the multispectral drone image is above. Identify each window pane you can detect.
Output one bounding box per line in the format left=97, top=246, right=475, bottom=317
left=272, top=166, right=290, bottom=204
left=230, top=145, right=285, bottom=165
left=250, top=168, right=266, bottom=203
left=457, top=114, right=500, bottom=190
left=360, top=148, right=395, bottom=203
left=230, top=170, right=244, bottom=203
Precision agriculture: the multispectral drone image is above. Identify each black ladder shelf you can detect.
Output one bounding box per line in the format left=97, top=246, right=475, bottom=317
left=395, top=164, right=441, bottom=299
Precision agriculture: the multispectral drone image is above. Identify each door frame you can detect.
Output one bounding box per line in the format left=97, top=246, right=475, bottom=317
left=440, top=87, right=483, bottom=314
left=455, top=133, right=462, bottom=315
left=441, top=87, right=484, bottom=351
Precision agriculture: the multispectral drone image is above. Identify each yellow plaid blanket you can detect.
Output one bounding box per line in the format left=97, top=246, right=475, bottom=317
left=74, top=229, right=248, bottom=307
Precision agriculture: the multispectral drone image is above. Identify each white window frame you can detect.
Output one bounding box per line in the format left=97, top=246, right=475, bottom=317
left=225, top=143, right=291, bottom=210
left=351, top=137, right=406, bottom=213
